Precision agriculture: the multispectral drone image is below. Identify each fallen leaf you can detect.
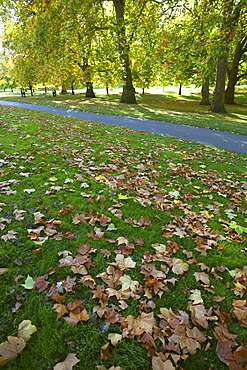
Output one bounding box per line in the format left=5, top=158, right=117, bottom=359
left=110, top=255, right=136, bottom=270
left=194, top=272, right=210, bottom=285
left=18, top=320, right=37, bottom=341
left=100, top=342, right=112, bottom=360
left=0, top=268, right=9, bottom=275
left=21, top=275, right=35, bottom=290
left=0, top=336, right=26, bottom=365
left=108, top=333, right=122, bottom=346
left=53, top=353, right=80, bottom=370
left=188, top=289, right=203, bottom=304
left=1, top=230, right=17, bottom=241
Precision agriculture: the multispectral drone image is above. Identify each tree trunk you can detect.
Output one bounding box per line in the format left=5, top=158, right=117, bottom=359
left=60, top=85, right=68, bottom=94
left=210, top=55, right=228, bottom=113
left=71, top=79, right=75, bottom=95
left=211, top=0, right=243, bottom=112
left=178, top=83, right=182, bottom=95
left=113, top=0, right=136, bottom=104
left=29, top=83, right=33, bottom=96
left=106, top=85, right=109, bottom=95
left=225, top=38, right=247, bottom=104
left=85, top=82, right=96, bottom=98
left=142, top=88, right=145, bottom=94
left=199, top=77, right=210, bottom=105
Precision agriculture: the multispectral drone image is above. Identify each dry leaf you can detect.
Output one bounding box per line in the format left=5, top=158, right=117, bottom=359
left=0, top=268, right=9, bottom=275
left=152, top=357, right=175, bottom=370
left=53, top=304, right=69, bottom=319
left=53, top=353, right=80, bottom=370
left=111, top=255, right=136, bottom=270
left=0, top=336, right=26, bottom=365
left=194, top=272, right=210, bottom=285
left=100, top=342, right=112, bottom=360
left=188, top=289, right=203, bottom=304
left=18, top=320, right=37, bottom=341
left=108, top=333, right=122, bottom=346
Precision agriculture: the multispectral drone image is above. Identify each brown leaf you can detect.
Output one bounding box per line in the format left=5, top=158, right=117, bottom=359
left=171, top=259, right=189, bottom=275
left=216, top=340, right=235, bottom=365
left=53, top=353, right=80, bottom=370
left=179, top=335, right=201, bottom=355
left=231, top=300, right=247, bottom=328
left=33, top=275, right=49, bottom=293
left=110, top=255, right=136, bottom=270
left=194, top=272, right=210, bottom=285
left=234, top=345, right=247, bottom=365
left=0, top=336, right=26, bottom=365
left=100, top=342, right=112, bottom=360
left=152, top=357, right=175, bottom=370
left=53, top=304, right=69, bottom=319
left=0, top=268, right=9, bottom=275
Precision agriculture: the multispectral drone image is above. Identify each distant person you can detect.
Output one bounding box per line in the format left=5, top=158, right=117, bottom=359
left=20, top=88, right=25, bottom=97
left=52, top=89, right=56, bottom=97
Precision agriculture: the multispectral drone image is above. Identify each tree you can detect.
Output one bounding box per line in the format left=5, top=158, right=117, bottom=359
left=112, top=0, right=136, bottom=103
left=225, top=36, right=247, bottom=104
left=210, top=0, right=246, bottom=113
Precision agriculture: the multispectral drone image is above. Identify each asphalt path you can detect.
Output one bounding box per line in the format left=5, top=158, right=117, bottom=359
left=0, top=99, right=247, bottom=155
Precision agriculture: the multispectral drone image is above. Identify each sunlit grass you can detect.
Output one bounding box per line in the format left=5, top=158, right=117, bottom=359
left=0, top=105, right=246, bottom=369
left=0, top=85, right=247, bottom=135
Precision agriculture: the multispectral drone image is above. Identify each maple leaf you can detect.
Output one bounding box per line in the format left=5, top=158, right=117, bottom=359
left=110, top=255, right=136, bottom=270
left=100, top=342, right=112, bottom=360
left=1, top=230, right=17, bottom=242
left=194, top=272, right=210, bottom=286
left=79, top=275, right=96, bottom=289
left=0, top=336, right=26, bottom=366
left=108, top=333, right=122, bottom=346
left=152, top=357, right=175, bottom=370
left=53, top=353, right=80, bottom=370
left=33, top=211, right=45, bottom=223
left=33, top=275, right=49, bottom=293
left=21, top=275, right=35, bottom=290
left=53, top=304, right=69, bottom=319
left=171, top=259, right=189, bottom=275
left=231, top=300, right=247, bottom=328
left=119, top=275, right=139, bottom=292
left=13, top=209, right=26, bottom=221
left=179, top=335, right=201, bottom=355
left=188, top=289, right=203, bottom=304
left=17, top=320, right=37, bottom=342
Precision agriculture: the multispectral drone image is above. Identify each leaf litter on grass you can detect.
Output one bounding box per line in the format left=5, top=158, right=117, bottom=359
left=0, top=105, right=247, bottom=369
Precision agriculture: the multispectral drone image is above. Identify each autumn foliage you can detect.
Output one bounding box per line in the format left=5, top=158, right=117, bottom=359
left=0, top=106, right=247, bottom=369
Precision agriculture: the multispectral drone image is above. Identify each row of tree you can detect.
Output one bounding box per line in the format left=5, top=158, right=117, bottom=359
left=0, top=0, right=246, bottom=112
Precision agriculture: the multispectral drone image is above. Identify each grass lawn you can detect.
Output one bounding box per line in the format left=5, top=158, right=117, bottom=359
left=0, top=103, right=247, bottom=370
left=0, top=85, right=247, bottom=136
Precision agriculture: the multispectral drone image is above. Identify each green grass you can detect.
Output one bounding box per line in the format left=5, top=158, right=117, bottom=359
left=0, top=85, right=247, bottom=135
left=0, top=105, right=247, bottom=369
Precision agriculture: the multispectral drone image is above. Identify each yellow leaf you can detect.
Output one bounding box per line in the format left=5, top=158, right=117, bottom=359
left=118, top=193, right=131, bottom=200
left=18, top=320, right=37, bottom=341
left=108, top=333, right=122, bottom=346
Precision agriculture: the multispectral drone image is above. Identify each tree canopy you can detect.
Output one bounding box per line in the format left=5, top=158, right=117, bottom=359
left=0, top=0, right=246, bottom=109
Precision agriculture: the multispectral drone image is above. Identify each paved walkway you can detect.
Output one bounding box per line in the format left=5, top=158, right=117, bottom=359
left=0, top=100, right=247, bottom=155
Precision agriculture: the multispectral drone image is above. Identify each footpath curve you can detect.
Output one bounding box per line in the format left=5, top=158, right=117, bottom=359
left=0, top=100, right=247, bottom=155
